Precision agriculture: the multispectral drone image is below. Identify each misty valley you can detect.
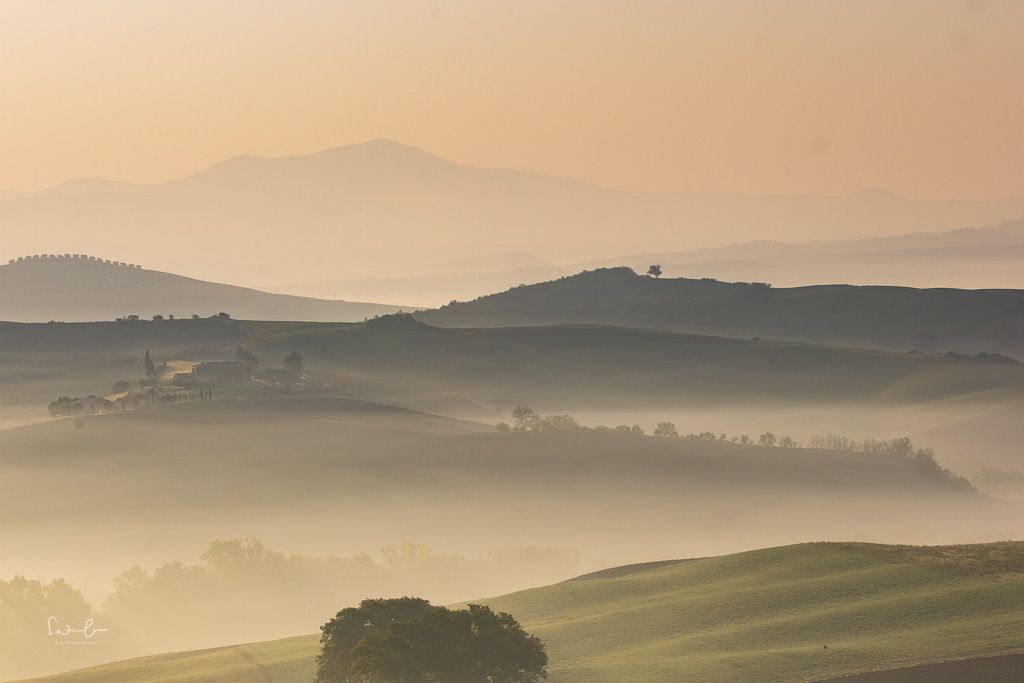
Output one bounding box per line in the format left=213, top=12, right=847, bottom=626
left=4, top=4, right=1024, bottom=679
left=3, top=262, right=1024, bottom=681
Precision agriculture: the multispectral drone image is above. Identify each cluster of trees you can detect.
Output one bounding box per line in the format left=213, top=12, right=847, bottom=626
left=0, top=539, right=575, bottom=680
left=496, top=408, right=787, bottom=444
left=497, top=405, right=586, bottom=433
left=114, top=312, right=231, bottom=322
left=0, top=576, right=95, bottom=679
left=363, top=312, right=432, bottom=331
left=493, top=408, right=970, bottom=490
left=942, top=350, right=1018, bottom=365
left=316, top=598, right=547, bottom=682
left=234, top=346, right=260, bottom=369
left=648, top=423, right=793, bottom=446
left=803, top=434, right=970, bottom=489
left=8, top=253, right=140, bottom=267
left=906, top=349, right=1019, bottom=365
left=806, top=433, right=912, bottom=455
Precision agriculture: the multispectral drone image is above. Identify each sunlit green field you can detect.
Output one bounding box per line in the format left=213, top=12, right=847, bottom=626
left=18, top=635, right=318, bottom=683
left=21, top=542, right=1024, bottom=683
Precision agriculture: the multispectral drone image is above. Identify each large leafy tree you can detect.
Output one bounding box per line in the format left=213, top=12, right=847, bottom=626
left=317, top=597, right=434, bottom=681
left=317, top=598, right=547, bottom=682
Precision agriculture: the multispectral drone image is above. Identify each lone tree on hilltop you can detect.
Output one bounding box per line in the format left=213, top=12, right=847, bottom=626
left=317, top=598, right=547, bottom=682
left=646, top=264, right=663, bottom=278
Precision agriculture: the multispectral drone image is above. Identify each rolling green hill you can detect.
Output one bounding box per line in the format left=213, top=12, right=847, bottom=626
left=22, top=542, right=1024, bottom=683
left=415, top=268, right=1024, bottom=358
left=6, top=317, right=1023, bottom=416
left=4, top=318, right=1023, bottom=475
left=244, top=320, right=1024, bottom=412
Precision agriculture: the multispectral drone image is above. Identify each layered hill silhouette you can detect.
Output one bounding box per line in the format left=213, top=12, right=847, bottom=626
left=281, top=219, right=1024, bottom=307
left=417, top=268, right=1024, bottom=357
left=585, top=218, right=1024, bottom=292
left=0, top=255, right=408, bottom=322
left=4, top=139, right=1024, bottom=288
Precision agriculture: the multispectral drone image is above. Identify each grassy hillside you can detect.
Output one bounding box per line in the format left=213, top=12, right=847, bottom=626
left=478, top=542, right=1024, bottom=682
left=4, top=318, right=1023, bottom=471
left=22, top=542, right=1024, bottom=683
left=15, top=635, right=317, bottom=683
left=0, top=256, right=407, bottom=323
left=245, top=321, right=1024, bottom=412
left=416, top=268, right=1024, bottom=358
left=6, top=317, right=1023, bottom=414
left=0, top=318, right=256, bottom=353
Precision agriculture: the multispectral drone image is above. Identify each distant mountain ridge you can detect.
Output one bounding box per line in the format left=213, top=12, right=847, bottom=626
left=4, top=139, right=1024, bottom=288
left=0, top=254, right=408, bottom=322
left=416, top=268, right=1024, bottom=357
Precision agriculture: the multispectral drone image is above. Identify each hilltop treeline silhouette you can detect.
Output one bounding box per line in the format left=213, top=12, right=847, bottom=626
left=7, top=253, right=141, bottom=268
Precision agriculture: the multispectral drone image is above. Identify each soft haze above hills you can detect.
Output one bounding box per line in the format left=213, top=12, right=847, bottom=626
left=3, top=140, right=1024, bottom=290
left=590, top=218, right=1024, bottom=292
left=281, top=219, right=1024, bottom=307
left=0, top=255, right=407, bottom=322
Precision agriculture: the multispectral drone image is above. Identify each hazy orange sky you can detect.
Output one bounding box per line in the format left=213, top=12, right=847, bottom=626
left=1, top=0, right=1021, bottom=198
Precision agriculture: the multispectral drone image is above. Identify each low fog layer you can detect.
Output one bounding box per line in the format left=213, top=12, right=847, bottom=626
left=2, top=314, right=1023, bottom=679
left=1, top=397, right=1021, bottom=679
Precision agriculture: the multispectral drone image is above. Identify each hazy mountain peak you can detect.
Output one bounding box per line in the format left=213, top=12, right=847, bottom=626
left=5, top=143, right=1024, bottom=286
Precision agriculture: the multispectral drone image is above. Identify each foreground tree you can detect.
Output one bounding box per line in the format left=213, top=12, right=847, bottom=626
left=317, top=597, right=434, bottom=681
left=317, top=598, right=547, bottom=682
